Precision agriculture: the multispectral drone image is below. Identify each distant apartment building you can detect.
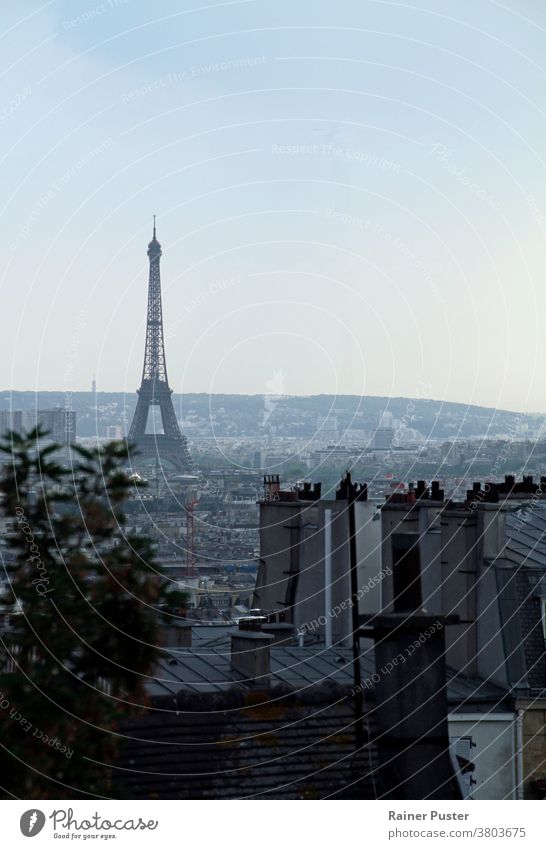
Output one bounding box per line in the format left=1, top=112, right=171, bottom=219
left=106, top=425, right=123, bottom=440
left=372, top=426, right=394, bottom=450
left=23, top=408, right=76, bottom=443
left=379, top=410, right=394, bottom=428
left=315, top=414, right=339, bottom=444
left=0, top=410, right=23, bottom=436
left=310, top=444, right=366, bottom=469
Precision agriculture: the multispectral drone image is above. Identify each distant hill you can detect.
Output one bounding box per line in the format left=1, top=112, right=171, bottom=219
left=0, top=391, right=539, bottom=440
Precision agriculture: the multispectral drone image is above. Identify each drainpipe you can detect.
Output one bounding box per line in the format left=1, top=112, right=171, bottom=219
left=348, top=489, right=364, bottom=752
left=324, top=508, right=333, bottom=648
left=516, top=709, right=524, bottom=800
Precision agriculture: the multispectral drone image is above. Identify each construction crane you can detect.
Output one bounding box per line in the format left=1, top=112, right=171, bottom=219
left=185, top=499, right=199, bottom=578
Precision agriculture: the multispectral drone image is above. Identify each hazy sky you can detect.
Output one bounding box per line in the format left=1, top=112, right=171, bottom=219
left=1, top=0, right=546, bottom=411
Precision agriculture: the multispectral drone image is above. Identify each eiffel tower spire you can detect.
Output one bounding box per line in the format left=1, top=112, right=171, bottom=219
left=127, top=221, right=190, bottom=473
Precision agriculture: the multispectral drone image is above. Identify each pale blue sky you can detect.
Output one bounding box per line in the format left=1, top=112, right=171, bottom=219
left=1, top=0, right=545, bottom=411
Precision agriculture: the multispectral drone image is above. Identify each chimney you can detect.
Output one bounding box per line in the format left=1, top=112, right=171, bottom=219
left=231, top=618, right=274, bottom=684
left=297, top=481, right=322, bottom=501
left=360, top=525, right=461, bottom=798
left=264, top=613, right=295, bottom=646
left=263, top=474, right=280, bottom=500
left=440, top=505, right=479, bottom=675
left=478, top=501, right=506, bottom=560
left=160, top=618, right=192, bottom=648
left=416, top=480, right=428, bottom=499
left=263, top=622, right=295, bottom=646
left=430, top=480, right=444, bottom=501
left=362, top=611, right=461, bottom=800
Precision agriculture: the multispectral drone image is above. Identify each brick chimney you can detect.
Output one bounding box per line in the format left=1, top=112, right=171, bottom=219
left=231, top=618, right=274, bottom=684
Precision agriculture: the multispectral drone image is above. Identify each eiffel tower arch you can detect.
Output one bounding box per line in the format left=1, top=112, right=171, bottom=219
left=127, top=220, right=191, bottom=474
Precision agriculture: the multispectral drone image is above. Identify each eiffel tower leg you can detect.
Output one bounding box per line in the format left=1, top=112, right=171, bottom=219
left=128, top=391, right=151, bottom=441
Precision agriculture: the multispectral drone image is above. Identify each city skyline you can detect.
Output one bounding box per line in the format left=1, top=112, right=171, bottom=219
left=3, top=1, right=546, bottom=815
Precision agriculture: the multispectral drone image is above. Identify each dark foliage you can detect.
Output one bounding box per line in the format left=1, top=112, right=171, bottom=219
left=0, top=429, right=185, bottom=798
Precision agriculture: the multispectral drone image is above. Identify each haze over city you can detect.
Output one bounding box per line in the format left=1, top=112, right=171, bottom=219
left=2, top=1, right=546, bottom=410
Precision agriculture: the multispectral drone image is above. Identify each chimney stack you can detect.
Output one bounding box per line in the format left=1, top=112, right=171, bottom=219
left=160, top=618, right=192, bottom=648
left=231, top=618, right=274, bottom=684
left=361, top=529, right=461, bottom=799
left=440, top=505, right=479, bottom=675
left=431, top=480, right=444, bottom=501
left=263, top=474, right=280, bottom=499
left=363, top=611, right=461, bottom=799
left=264, top=613, right=295, bottom=646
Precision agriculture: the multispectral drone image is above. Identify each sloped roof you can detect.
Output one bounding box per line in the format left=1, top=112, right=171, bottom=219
left=115, top=684, right=377, bottom=800
left=506, top=507, right=546, bottom=567
left=147, top=642, right=509, bottom=709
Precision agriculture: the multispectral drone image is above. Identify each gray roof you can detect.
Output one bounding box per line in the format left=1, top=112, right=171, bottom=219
left=148, top=642, right=509, bottom=709
left=116, top=685, right=377, bottom=800
left=118, top=642, right=505, bottom=801
left=506, top=506, right=546, bottom=567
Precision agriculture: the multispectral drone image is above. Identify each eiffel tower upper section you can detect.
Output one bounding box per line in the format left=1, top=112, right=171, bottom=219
left=141, top=217, right=169, bottom=387
left=127, top=220, right=190, bottom=473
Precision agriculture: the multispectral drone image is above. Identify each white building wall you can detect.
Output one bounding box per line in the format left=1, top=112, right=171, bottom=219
left=448, top=713, right=515, bottom=800
left=354, top=500, right=382, bottom=613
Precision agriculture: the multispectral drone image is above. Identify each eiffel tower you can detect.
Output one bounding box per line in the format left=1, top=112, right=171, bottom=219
left=127, top=219, right=190, bottom=474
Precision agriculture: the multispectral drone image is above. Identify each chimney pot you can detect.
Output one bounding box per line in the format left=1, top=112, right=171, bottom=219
left=238, top=616, right=264, bottom=632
